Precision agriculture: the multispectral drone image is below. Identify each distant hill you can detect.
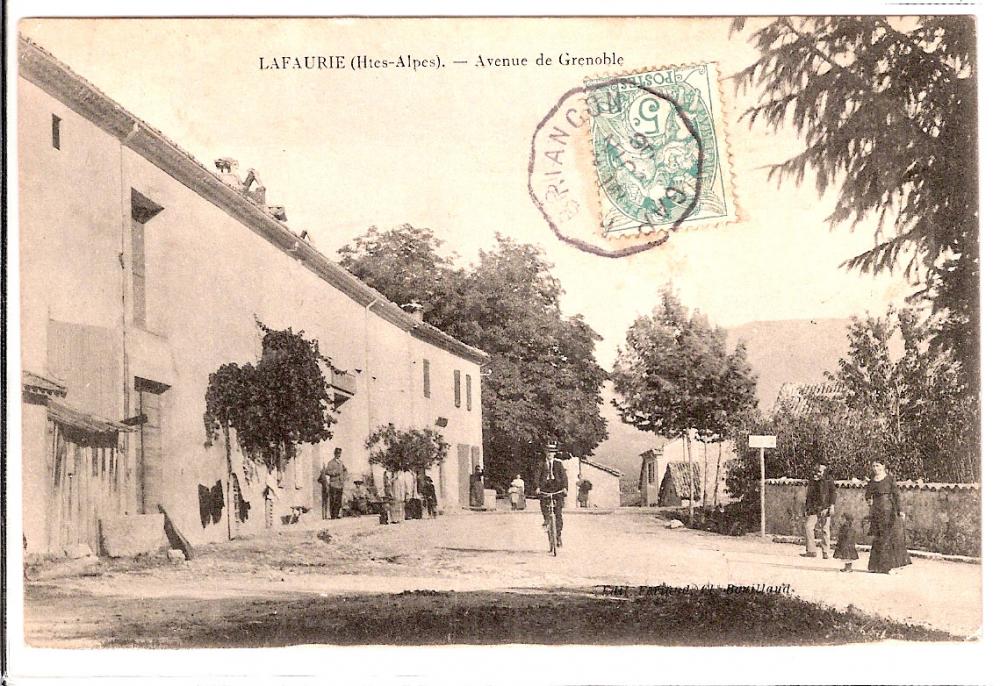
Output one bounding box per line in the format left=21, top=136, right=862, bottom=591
left=590, top=318, right=853, bottom=479
left=590, top=384, right=661, bottom=480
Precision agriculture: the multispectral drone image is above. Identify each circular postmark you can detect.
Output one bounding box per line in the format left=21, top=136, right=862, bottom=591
left=528, top=65, right=734, bottom=258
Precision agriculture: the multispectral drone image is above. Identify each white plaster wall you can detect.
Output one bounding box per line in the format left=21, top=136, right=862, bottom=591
left=18, top=78, right=124, bottom=376
left=409, top=336, right=484, bottom=512
left=19, top=75, right=485, bottom=546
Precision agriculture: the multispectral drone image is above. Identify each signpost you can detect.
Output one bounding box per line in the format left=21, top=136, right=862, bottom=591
left=748, top=435, right=777, bottom=538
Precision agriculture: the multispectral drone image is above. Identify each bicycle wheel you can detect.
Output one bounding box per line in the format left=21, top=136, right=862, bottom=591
left=547, top=517, right=558, bottom=556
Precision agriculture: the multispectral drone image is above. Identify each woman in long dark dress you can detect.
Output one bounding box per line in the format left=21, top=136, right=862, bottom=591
left=865, top=460, right=911, bottom=574
left=470, top=465, right=485, bottom=508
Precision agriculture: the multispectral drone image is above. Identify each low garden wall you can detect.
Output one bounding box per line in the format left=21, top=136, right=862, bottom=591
left=763, top=478, right=980, bottom=557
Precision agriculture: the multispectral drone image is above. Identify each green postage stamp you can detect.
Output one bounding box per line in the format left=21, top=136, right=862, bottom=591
left=585, top=64, right=736, bottom=237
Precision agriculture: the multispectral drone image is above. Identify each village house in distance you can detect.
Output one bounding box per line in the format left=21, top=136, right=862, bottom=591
left=18, top=36, right=488, bottom=557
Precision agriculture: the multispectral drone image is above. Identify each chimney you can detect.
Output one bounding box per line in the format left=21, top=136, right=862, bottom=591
left=401, top=302, right=424, bottom=321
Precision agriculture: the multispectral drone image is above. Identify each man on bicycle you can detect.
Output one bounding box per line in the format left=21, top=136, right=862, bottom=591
left=535, top=441, right=568, bottom=546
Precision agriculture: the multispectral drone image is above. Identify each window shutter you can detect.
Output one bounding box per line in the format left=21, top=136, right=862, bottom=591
left=454, top=370, right=462, bottom=407
left=423, top=359, right=431, bottom=398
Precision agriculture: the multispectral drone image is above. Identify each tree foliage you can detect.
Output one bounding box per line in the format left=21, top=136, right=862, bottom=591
left=338, top=227, right=608, bottom=489
left=734, top=17, right=979, bottom=388
left=611, top=286, right=758, bottom=444
left=725, top=306, right=979, bottom=504
left=337, top=224, right=472, bottom=336
left=365, top=424, right=450, bottom=474
left=203, top=319, right=342, bottom=471
left=829, top=307, right=979, bottom=481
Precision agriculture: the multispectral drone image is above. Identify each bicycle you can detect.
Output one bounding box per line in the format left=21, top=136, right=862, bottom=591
left=538, top=490, right=565, bottom=556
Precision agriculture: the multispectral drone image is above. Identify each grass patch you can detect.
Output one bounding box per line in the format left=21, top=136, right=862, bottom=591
left=96, top=588, right=958, bottom=648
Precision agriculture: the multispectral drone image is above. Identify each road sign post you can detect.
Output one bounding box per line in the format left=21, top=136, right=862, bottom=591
left=748, top=435, right=777, bottom=538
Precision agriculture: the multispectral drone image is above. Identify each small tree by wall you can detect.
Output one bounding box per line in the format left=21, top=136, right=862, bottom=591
left=366, top=424, right=449, bottom=474
left=612, top=286, right=757, bottom=521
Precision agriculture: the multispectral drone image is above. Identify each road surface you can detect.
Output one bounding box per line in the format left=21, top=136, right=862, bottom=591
left=24, top=509, right=980, bottom=646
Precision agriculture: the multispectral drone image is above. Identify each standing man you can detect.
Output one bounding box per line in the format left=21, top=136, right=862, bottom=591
left=319, top=448, right=347, bottom=520
left=535, top=441, right=569, bottom=546
left=802, top=461, right=836, bottom=558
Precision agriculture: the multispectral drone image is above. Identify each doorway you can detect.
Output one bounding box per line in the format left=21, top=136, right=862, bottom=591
left=135, top=377, right=169, bottom=514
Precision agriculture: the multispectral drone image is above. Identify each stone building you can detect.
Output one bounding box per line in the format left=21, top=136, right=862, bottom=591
left=638, top=436, right=735, bottom=508
left=18, top=36, right=487, bottom=555
left=561, top=456, right=623, bottom=509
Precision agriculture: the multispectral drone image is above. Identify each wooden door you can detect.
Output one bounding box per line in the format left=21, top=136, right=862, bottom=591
left=48, top=420, right=123, bottom=554
left=457, top=444, right=470, bottom=508
left=136, top=379, right=167, bottom=514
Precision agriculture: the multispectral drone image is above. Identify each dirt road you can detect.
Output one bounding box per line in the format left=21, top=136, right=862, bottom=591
left=24, top=510, right=980, bottom=646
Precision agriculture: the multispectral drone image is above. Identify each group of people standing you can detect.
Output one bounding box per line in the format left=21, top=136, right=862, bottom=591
left=382, top=468, right=438, bottom=524
left=802, top=459, right=911, bottom=575
left=317, top=448, right=438, bottom=523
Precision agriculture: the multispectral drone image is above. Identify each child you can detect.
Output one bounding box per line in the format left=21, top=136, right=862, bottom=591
left=834, top=513, right=860, bottom=572
left=421, top=474, right=438, bottom=518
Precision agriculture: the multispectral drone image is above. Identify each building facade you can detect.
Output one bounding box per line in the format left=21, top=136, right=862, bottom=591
left=638, top=437, right=735, bottom=508
left=18, top=37, right=487, bottom=555
left=561, top=456, right=622, bottom=509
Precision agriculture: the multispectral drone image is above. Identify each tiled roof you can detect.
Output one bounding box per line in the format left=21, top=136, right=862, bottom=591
left=47, top=399, right=135, bottom=434
left=774, top=381, right=846, bottom=413
left=18, top=35, right=488, bottom=366
left=580, top=458, right=623, bottom=478
left=765, top=477, right=979, bottom=491
left=22, top=370, right=67, bottom=397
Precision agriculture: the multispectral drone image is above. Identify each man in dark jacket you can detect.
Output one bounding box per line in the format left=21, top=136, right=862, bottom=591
left=534, top=442, right=569, bottom=546
left=802, top=461, right=836, bottom=558
left=319, top=448, right=347, bottom=519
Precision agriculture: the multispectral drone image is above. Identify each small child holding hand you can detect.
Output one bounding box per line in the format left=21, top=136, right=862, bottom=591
left=834, top=513, right=859, bottom=572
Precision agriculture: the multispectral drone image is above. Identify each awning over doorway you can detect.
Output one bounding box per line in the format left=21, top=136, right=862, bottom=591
left=46, top=398, right=136, bottom=434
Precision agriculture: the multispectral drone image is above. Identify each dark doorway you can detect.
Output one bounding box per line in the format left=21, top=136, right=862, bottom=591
left=135, top=377, right=169, bottom=513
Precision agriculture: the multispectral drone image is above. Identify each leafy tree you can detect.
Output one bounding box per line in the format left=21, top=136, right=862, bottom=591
left=204, top=319, right=342, bottom=471
left=461, top=237, right=608, bottom=488
left=612, top=287, right=758, bottom=518
left=337, top=224, right=472, bottom=335
left=830, top=307, right=978, bottom=480
left=338, top=228, right=608, bottom=490
left=734, top=17, right=979, bottom=390
left=366, top=424, right=450, bottom=474
left=725, top=305, right=978, bottom=506
left=203, top=320, right=343, bottom=539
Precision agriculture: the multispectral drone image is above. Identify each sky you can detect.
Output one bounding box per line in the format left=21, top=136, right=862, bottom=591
left=19, top=17, right=913, bottom=371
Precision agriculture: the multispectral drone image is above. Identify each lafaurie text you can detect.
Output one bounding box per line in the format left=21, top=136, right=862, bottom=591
left=258, top=55, right=443, bottom=71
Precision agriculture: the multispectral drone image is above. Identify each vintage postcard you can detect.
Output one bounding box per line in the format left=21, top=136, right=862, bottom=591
left=4, top=8, right=989, bottom=685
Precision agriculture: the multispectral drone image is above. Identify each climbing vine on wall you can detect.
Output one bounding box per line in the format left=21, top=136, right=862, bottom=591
left=203, top=317, right=343, bottom=471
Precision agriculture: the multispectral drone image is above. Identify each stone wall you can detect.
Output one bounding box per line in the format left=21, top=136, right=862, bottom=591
left=764, top=478, right=980, bottom=557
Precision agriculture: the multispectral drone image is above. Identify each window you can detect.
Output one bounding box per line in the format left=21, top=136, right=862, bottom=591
left=647, top=460, right=657, bottom=484
left=422, top=359, right=431, bottom=398
left=130, top=190, right=163, bottom=328
left=453, top=370, right=462, bottom=408
left=51, top=114, right=61, bottom=149
left=466, top=374, right=472, bottom=411
left=131, top=219, right=146, bottom=326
